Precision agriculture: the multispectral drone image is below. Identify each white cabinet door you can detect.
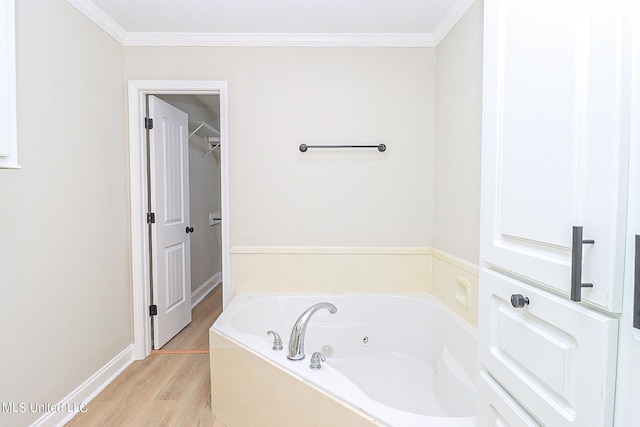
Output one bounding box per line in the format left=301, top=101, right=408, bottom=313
left=614, top=7, right=640, bottom=424
left=479, top=269, right=618, bottom=427
left=478, top=371, right=540, bottom=427
left=481, top=0, right=630, bottom=312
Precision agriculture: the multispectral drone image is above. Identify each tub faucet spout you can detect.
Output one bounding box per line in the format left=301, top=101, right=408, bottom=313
left=288, top=302, right=337, bottom=361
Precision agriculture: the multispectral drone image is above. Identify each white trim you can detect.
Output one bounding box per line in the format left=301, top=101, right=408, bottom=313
left=66, top=0, right=127, bottom=44
left=30, top=345, right=134, bottom=427
left=123, top=32, right=436, bottom=47
left=431, top=248, right=479, bottom=276
left=230, top=246, right=432, bottom=255
left=128, top=80, right=231, bottom=360
left=431, top=0, right=476, bottom=45
left=65, top=0, right=477, bottom=48
left=191, top=272, right=222, bottom=308
left=0, top=0, right=18, bottom=169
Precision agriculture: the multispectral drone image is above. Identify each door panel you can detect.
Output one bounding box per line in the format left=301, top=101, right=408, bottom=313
left=149, top=95, right=192, bottom=349
left=613, top=8, right=640, bottom=423
left=481, top=0, right=629, bottom=312
left=479, top=268, right=618, bottom=427
left=478, top=371, right=541, bottom=427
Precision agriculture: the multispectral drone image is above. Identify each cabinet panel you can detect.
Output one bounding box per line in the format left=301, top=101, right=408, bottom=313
left=478, top=371, right=541, bottom=427
left=613, top=7, right=640, bottom=423
left=479, top=268, right=618, bottom=427
left=481, top=0, right=629, bottom=312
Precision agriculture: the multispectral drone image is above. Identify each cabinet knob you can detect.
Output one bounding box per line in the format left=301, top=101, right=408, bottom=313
left=186, top=226, right=194, bottom=233
left=510, top=294, right=530, bottom=308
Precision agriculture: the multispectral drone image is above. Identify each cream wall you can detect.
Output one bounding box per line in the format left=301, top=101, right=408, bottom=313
left=124, top=47, right=436, bottom=249
left=434, top=0, right=484, bottom=265
left=0, top=1, right=130, bottom=426
left=429, top=0, right=483, bottom=326
left=124, top=47, right=436, bottom=295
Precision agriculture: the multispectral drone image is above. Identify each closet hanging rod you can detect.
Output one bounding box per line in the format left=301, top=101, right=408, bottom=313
left=202, top=142, right=220, bottom=159
left=299, top=143, right=386, bottom=152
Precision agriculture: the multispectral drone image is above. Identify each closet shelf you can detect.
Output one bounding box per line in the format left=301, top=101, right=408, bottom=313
left=189, top=120, right=221, bottom=159
left=189, top=120, right=220, bottom=141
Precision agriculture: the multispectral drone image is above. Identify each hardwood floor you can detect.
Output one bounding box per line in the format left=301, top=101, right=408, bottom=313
left=156, top=284, right=223, bottom=352
left=66, top=286, right=227, bottom=427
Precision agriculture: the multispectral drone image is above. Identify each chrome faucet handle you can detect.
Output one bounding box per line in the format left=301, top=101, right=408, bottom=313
left=267, top=330, right=283, bottom=351
left=310, top=351, right=326, bottom=370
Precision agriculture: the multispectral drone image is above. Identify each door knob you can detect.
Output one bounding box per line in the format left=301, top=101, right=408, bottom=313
left=510, top=294, right=530, bottom=308
left=186, top=226, right=194, bottom=233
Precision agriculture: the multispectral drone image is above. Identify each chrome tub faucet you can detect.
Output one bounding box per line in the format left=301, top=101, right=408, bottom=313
left=287, top=302, right=337, bottom=361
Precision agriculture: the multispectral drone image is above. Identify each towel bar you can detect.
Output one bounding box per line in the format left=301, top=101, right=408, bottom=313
left=299, top=143, right=386, bottom=152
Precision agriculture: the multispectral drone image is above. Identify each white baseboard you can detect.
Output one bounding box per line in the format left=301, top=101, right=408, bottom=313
left=192, top=272, right=222, bottom=308
left=30, top=344, right=135, bottom=427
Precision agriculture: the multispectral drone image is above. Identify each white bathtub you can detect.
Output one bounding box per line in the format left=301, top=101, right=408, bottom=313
left=211, top=293, right=477, bottom=427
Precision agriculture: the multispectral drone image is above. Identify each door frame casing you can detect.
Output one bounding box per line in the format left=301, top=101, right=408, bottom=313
left=128, top=80, right=231, bottom=360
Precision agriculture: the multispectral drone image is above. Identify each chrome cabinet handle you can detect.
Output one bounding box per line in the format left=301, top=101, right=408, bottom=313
left=571, top=226, right=595, bottom=302
left=510, top=294, right=530, bottom=308
left=634, top=235, right=640, bottom=329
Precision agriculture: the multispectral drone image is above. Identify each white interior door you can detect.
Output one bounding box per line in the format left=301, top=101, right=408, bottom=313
left=481, top=0, right=629, bottom=312
left=148, top=95, right=192, bottom=349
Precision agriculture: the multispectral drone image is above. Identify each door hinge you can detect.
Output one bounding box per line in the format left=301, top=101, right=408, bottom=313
left=146, top=212, right=155, bottom=224
left=144, top=117, right=154, bottom=130
left=149, top=304, right=158, bottom=316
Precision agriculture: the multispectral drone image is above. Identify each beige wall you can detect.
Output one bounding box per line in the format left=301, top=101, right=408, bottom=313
left=0, top=0, right=130, bottom=425
left=434, top=0, right=484, bottom=264
left=124, top=47, right=436, bottom=249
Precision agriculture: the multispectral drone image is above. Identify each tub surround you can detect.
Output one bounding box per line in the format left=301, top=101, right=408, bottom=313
left=210, top=294, right=477, bottom=427
left=210, top=331, right=379, bottom=427
left=230, top=246, right=478, bottom=327
left=230, top=246, right=432, bottom=293
left=431, top=249, right=479, bottom=328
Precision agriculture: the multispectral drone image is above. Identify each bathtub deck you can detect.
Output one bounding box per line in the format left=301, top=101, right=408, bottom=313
left=65, top=286, right=228, bottom=426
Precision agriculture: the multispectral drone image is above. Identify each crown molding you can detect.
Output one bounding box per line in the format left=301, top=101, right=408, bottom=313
left=431, top=0, right=476, bottom=44
left=67, top=0, right=473, bottom=48
left=122, top=32, right=435, bottom=47
left=66, top=0, right=127, bottom=44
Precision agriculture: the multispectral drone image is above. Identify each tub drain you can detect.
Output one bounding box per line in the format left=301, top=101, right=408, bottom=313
left=361, top=336, right=369, bottom=346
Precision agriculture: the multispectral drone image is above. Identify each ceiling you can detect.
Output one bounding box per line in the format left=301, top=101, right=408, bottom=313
left=67, top=0, right=476, bottom=47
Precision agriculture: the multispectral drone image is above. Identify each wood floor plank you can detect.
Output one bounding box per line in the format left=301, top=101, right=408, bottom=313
left=161, top=285, right=222, bottom=351
left=65, top=287, right=227, bottom=426
left=155, top=354, right=209, bottom=401
left=94, top=354, right=189, bottom=403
